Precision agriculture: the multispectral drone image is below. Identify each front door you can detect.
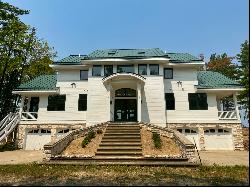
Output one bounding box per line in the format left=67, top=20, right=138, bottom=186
left=114, top=99, right=137, bottom=121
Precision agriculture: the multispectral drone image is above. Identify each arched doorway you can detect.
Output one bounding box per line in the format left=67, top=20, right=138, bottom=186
left=114, top=88, right=137, bottom=122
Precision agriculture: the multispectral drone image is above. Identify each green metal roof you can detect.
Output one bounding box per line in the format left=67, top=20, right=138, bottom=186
left=16, top=74, right=57, bottom=91
left=84, top=48, right=168, bottom=60
left=54, top=49, right=204, bottom=64
left=53, top=55, right=86, bottom=65
left=166, top=53, right=203, bottom=63
left=197, top=71, right=242, bottom=89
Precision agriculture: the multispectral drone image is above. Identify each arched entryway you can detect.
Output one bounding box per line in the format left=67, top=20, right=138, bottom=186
left=114, top=88, right=137, bottom=122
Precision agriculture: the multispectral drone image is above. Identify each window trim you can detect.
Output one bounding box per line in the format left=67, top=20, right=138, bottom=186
left=78, top=94, right=87, bottom=111
left=138, top=64, right=147, bottom=75
left=104, top=65, right=113, bottom=77
left=80, top=70, right=88, bottom=80
left=149, top=64, right=159, bottom=75
left=164, top=68, right=173, bottom=79
left=188, top=93, right=208, bottom=110
left=92, top=65, right=102, bottom=77
left=165, top=93, right=175, bottom=110
left=47, top=95, right=66, bottom=111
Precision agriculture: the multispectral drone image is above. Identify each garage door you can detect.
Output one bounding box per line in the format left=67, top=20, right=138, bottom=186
left=204, top=128, right=233, bottom=150
left=177, top=128, right=200, bottom=150
left=25, top=129, right=52, bottom=150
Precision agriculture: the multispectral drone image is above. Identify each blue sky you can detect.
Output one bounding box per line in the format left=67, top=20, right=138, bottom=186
left=4, top=0, right=249, bottom=62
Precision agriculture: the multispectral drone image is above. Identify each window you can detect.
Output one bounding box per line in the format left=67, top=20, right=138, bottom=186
left=58, top=129, right=70, bottom=134
left=149, top=64, right=159, bottom=75
left=138, top=64, right=147, bottom=75
left=28, top=129, right=39, bottom=134
left=177, top=129, right=182, bottom=133
left=117, top=65, right=134, bottom=73
left=80, top=70, right=88, bottom=80
left=41, top=129, right=51, bottom=134
left=204, top=129, right=216, bottom=134
left=47, top=95, right=66, bottom=111
left=78, top=94, right=87, bottom=111
left=188, top=93, right=208, bottom=110
left=164, top=68, right=173, bottom=79
left=92, top=65, right=102, bottom=76
left=104, top=65, right=113, bottom=77
left=218, top=129, right=230, bottom=133
left=115, top=88, right=136, bottom=97
left=185, top=129, right=190, bottom=133
left=165, top=93, right=175, bottom=110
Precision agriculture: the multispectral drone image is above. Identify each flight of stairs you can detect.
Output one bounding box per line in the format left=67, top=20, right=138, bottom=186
left=95, top=122, right=142, bottom=158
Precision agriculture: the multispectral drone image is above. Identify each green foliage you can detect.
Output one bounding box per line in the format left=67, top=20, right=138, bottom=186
left=237, top=40, right=249, bottom=121
left=152, top=132, right=162, bottom=149
left=81, top=130, right=96, bottom=148
left=207, top=53, right=240, bottom=80
left=0, top=142, right=19, bottom=152
left=0, top=1, right=56, bottom=119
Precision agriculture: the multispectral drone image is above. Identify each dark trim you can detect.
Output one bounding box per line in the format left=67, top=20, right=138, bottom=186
left=149, top=64, right=159, bottom=75
left=164, top=68, right=173, bottom=79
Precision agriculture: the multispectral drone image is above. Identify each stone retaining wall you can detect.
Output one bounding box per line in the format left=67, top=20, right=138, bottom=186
left=139, top=123, right=197, bottom=162
left=43, top=122, right=108, bottom=160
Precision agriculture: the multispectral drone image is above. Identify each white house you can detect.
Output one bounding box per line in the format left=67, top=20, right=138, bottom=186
left=13, top=48, right=244, bottom=151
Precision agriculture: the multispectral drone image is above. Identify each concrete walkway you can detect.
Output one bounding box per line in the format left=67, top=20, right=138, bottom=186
left=0, top=150, right=249, bottom=166
left=0, top=150, right=44, bottom=165
left=198, top=151, right=249, bottom=166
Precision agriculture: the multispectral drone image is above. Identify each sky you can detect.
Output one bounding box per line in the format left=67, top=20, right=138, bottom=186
left=4, top=0, right=249, bottom=62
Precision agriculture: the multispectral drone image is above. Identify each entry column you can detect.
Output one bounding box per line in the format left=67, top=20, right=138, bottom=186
left=137, top=83, right=141, bottom=122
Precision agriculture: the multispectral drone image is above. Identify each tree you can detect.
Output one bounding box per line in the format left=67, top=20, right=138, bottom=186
left=0, top=2, right=56, bottom=119
left=237, top=40, right=249, bottom=122
left=206, top=53, right=240, bottom=80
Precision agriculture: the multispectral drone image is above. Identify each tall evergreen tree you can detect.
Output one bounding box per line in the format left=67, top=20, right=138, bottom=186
left=237, top=40, right=249, bottom=122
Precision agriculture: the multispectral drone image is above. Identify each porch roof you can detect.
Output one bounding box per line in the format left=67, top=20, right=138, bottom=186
left=15, top=74, right=57, bottom=91
left=197, top=71, right=243, bottom=89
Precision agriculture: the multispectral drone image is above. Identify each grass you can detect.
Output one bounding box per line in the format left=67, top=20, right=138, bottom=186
left=0, top=164, right=248, bottom=186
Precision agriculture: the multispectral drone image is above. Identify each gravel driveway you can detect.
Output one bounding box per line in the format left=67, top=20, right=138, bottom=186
left=198, top=150, right=249, bottom=166
left=0, top=150, right=44, bottom=165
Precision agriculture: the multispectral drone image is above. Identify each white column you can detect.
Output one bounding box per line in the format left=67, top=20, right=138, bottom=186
left=137, top=82, right=142, bottom=122
left=233, top=93, right=240, bottom=120
left=19, top=96, right=25, bottom=117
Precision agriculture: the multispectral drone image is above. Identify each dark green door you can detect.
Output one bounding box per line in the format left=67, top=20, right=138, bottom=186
left=114, top=99, right=137, bottom=122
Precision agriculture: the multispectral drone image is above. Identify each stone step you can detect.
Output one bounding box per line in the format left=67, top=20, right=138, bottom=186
left=101, top=139, right=142, bottom=143
left=102, top=135, right=141, bottom=139
left=104, top=133, right=141, bottom=136
left=105, top=129, right=140, bottom=132
left=97, top=147, right=142, bottom=151
left=99, top=142, right=142, bottom=146
left=95, top=151, right=142, bottom=156
left=107, top=125, right=140, bottom=128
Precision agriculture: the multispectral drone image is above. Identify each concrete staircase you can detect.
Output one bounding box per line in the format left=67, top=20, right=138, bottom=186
left=95, top=122, right=142, bottom=158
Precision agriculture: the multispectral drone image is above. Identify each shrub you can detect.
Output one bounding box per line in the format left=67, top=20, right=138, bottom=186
left=81, top=130, right=96, bottom=148
left=152, top=132, right=162, bottom=149
left=0, top=142, right=19, bottom=152
left=96, top=129, right=103, bottom=134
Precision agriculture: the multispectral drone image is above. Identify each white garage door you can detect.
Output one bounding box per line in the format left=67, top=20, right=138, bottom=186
left=204, top=128, right=233, bottom=150
left=177, top=128, right=200, bottom=150
left=25, top=129, right=52, bottom=150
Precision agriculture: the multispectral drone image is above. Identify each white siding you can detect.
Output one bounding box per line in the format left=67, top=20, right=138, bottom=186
left=86, top=77, right=110, bottom=126
left=142, top=76, right=166, bottom=126
left=164, top=67, right=219, bottom=123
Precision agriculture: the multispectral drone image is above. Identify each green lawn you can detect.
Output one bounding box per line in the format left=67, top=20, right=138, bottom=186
left=0, top=164, right=248, bottom=186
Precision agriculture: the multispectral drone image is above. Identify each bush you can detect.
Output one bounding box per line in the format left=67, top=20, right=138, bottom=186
left=0, top=142, right=19, bottom=152
left=152, top=132, right=162, bottom=149
left=96, top=129, right=103, bottom=134
left=81, top=130, right=96, bottom=148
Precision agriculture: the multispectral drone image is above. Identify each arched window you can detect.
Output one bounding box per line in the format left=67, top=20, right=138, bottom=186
left=115, top=88, right=136, bottom=97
